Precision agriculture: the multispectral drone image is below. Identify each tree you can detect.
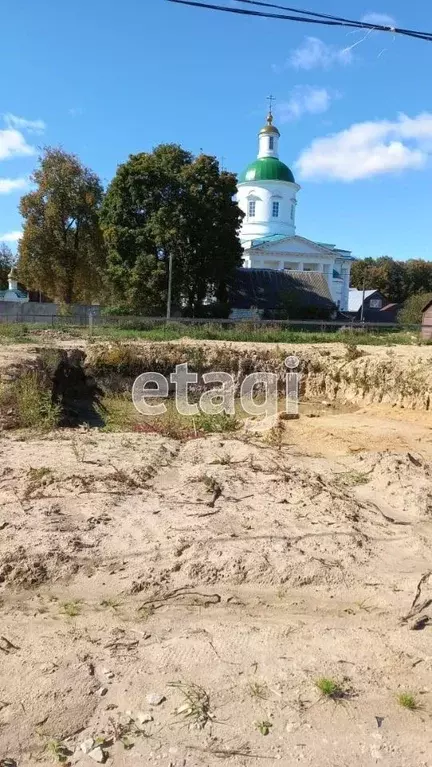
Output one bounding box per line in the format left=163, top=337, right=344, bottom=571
left=399, top=292, right=432, bottom=325
left=0, top=243, right=13, bottom=289
left=17, top=147, right=106, bottom=304
left=351, top=256, right=432, bottom=304
left=350, top=256, right=405, bottom=303
left=101, top=144, right=244, bottom=315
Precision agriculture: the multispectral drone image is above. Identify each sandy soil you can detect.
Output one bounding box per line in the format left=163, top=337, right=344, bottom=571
left=1, top=392, right=432, bottom=766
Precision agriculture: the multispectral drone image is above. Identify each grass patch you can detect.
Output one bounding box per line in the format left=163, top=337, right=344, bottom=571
left=194, top=412, right=240, bottom=433
left=85, top=323, right=421, bottom=346
left=0, top=371, right=60, bottom=430
left=45, top=739, right=71, bottom=763
left=60, top=600, right=82, bottom=617
left=335, top=470, right=371, bottom=487
left=170, top=681, right=213, bottom=729
left=102, top=395, right=240, bottom=438
left=315, top=677, right=346, bottom=700
left=0, top=322, right=31, bottom=343
left=397, top=692, right=420, bottom=711
left=0, top=321, right=425, bottom=346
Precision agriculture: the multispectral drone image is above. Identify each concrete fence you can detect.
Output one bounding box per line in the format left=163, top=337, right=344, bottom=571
left=0, top=301, right=100, bottom=324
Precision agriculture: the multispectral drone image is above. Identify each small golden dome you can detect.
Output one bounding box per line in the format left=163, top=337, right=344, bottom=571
left=259, top=112, right=280, bottom=137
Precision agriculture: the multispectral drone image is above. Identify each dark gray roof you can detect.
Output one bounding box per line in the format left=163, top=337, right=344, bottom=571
left=229, top=268, right=335, bottom=311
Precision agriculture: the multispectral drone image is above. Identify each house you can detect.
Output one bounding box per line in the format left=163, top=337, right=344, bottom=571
left=229, top=268, right=337, bottom=320
left=347, top=288, right=398, bottom=322
left=236, top=109, right=354, bottom=311
left=422, top=299, right=432, bottom=340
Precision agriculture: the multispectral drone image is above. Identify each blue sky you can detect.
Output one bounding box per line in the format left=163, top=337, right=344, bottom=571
left=1, top=0, right=431, bottom=259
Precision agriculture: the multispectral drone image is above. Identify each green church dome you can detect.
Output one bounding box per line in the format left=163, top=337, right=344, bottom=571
left=239, top=157, right=295, bottom=184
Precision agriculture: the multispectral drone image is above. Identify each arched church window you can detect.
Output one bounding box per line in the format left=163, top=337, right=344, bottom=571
left=248, top=200, right=256, bottom=218
left=272, top=201, right=279, bottom=218
left=269, top=136, right=274, bottom=151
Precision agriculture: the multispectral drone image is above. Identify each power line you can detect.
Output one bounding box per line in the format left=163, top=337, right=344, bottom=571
left=166, top=0, right=432, bottom=42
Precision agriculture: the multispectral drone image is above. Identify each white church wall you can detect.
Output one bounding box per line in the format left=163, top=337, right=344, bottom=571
left=237, top=180, right=299, bottom=241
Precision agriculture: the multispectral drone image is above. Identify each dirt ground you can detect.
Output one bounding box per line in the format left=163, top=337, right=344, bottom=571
left=1, top=342, right=432, bottom=766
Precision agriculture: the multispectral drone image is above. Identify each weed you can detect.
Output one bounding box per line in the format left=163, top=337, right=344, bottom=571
left=14, top=372, right=60, bottom=430
left=45, top=739, right=71, bottom=763
left=264, top=419, right=284, bottom=450
left=315, top=677, right=346, bottom=701
left=335, top=470, right=371, bottom=487
left=397, top=692, right=420, bottom=711
left=136, top=604, right=155, bottom=621
left=354, top=598, right=376, bottom=613
left=200, top=474, right=219, bottom=492
left=194, top=412, right=239, bottom=433
left=107, top=716, right=147, bottom=750
left=248, top=681, right=269, bottom=701
left=344, top=343, right=364, bottom=361
left=60, top=601, right=81, bottom=618
left=213, top=452, right=232, bottom=465
left=100, top=597, right=122, bottom=611
left=255, top=720, right=272, bottom=736
left=170, top=681, right=214, bottom=729
left=24, top=467, right=54, bottom=499
left=71, top=438, right=86, bottom=462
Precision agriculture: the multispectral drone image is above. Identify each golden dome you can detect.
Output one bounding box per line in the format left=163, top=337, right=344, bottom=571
left=259, top=112, right=280, bottom=137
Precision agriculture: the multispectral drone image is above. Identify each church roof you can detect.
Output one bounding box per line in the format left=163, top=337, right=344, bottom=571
left=0, top=288, right=28, bottom=301
left=239, top=157, right=295, bottom=184
left=229, top=268, right=335, bottom=311
left=250, top=234, right=288, bottom=248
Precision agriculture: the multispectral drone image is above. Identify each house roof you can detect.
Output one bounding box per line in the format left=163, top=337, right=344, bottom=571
left=229, top=268, right=335, bottom=311
left=422, top=299, right=432, bottom=313
left=348, top=289, right=379, bottom=312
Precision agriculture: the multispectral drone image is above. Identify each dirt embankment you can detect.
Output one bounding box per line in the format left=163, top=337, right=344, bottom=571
left=85, top=341, right=432, bottom=410
left=1, top=340, right=432, bottom=411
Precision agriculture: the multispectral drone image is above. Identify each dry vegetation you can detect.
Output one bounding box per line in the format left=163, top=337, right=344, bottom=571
left=0, top=340, right=432, bottom=766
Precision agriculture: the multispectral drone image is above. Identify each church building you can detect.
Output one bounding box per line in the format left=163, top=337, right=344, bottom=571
left=236, top=108, right=354, bottom=311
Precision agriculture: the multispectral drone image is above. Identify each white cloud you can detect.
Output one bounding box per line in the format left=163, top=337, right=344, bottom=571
left=295, top=113, right=432, bottom=182
left=278, top=86, right=336, bottom=122
left=361, top=12, right=396, bottom=27
left=68, top=107, right=84, bottom=118
left=0, top=127, right=35, bottom=161
left=0, top=230, right=22, bottom=243
left=288, top=36, right=353, bottom=70
left=0, top=177, right=28, bottom=194
left=4, top=113, right=46, bottom=134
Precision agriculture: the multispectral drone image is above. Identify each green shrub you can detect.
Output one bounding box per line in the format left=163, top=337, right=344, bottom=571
left=399, top=292, right=432, bottom=325
left=15, top=372, right=61, bottom=429
left=194, top=412, right=240, bottom=433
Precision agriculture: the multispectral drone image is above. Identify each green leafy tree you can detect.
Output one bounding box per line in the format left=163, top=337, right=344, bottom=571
left=101, top=144, right=244, bottom=315
left=403, top=260, right=432, bottom=297
left=17, top=147, right=106, bottom=304
left=351, top=256, right=432, bottom=304
left=399, top=292, right=432, bottom=325
left=350, top=256, right=405, bottom=303
left=0, top=243, right=14, bottom=289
